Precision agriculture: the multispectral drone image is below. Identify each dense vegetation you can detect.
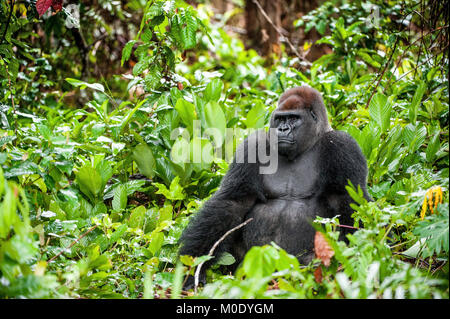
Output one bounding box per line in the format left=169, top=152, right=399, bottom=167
left=0, top=0, right=448, bottom=299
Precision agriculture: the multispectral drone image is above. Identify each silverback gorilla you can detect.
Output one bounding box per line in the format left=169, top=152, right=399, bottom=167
left=179, top=86, right=371, bottom=283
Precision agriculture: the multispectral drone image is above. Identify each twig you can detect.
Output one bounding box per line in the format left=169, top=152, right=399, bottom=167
left=336, top=224, right=359, bottom=230
left=392, top=43, right=449, bottom=84
left=193, top=218, right=254, bottom=294
left=383, top=25, right=449, bottom=93
left=366, top=36, right=400, bottom=108
left=251, top=0, right=312, bottom=66
left=48, top=225, right=98, bottom=263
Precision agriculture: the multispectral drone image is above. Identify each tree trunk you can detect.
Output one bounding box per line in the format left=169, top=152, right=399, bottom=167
left=245, top=0, right=282, bottom=56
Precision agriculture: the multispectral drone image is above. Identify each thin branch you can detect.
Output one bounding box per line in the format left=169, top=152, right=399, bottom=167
left=48, top=225, right=98, bottom=263
left=392, top=43, right=449, bottom=84
left=251, top=0, right=312, bottom=67
left=193, top=217, right=254, bottom=294
left=383, top=25, right=449, bottom=93
left=366, top=36, right=400, bottom=108
left=336, top=224, right=359, bottom=230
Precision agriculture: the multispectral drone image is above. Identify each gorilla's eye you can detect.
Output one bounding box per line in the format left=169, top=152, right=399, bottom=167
left=310, top=110, right=317, bottom=121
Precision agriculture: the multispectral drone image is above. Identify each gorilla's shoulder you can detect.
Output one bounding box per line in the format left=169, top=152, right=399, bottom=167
left=317, top=129, right=367, bottom=169
left=318, top=130, right=362, bottom=153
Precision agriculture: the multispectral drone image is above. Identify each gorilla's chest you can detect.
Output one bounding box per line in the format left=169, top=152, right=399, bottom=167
left=261, top=151, right=319, bottom=200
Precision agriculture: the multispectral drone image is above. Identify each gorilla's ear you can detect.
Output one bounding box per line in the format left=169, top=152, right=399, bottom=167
left=310, top=109, right=318, bottom=121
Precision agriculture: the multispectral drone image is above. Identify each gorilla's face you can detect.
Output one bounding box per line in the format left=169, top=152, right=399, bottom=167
left=270, top=109, right=318, bottom=160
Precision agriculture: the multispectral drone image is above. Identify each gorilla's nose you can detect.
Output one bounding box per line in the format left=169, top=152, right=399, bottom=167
left=277, top=125, right=289, bottom=133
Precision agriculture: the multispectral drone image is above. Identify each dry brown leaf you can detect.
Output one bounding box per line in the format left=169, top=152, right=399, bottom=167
left=314, top=231, right=334, bottom=267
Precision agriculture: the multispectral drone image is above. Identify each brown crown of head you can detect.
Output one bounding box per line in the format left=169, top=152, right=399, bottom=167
left=277, top=86, right=323, bottom=111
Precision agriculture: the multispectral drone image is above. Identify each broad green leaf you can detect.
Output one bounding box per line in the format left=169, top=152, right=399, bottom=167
left=192, top=255, right=214, bottom=267
left=190, top=137, right=214, bottom=171
left=132, top=143, right=155, bottom=178
left=215, top=252, right=236, bottom=266
left=170, top=137, right=190, bottom=164
left=121, top=40, right=136, bottom=66
left=95, top=160, right=113, bottom=191
left=425, top=132, right=440, bottom=163
left=132, top=60, right=148, bottom=76
left=181, top=9, right=198, bottom=49
left=244, top=101, right=266, bottom=129
left=204, top=101, right=226, bottom=146
left=241, top=246, right=277, bottom=279
left=409, top=81, right=426, bottom=124
left=158, top=205, right=173, bottom=223
left=66, top=78, right=105, bottom=93
left=204, top=79, right=223, bottom=102
left=369, top=93, right=391, bottom=132
left=112, top=184, right=127, bottom=212
left=144, top=65, right=162, bottom=91
left=179, top=255, right=195, bottom=266
left=109, top=224, right=128, bottom=246
left=154, top=176, right=185, bottom=201
left=148, top=232, right=164, bottom=255
left=129, top=206, right=146, bottom=228
left=76, top=165, right=103, bottom=203
left=119, top=99, right=148, bottom=134
left=174, top=98, right=197, bottom=132
left=402, top=124, right=427, bottom=153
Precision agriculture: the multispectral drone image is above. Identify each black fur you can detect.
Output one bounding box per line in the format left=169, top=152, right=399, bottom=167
left=178, top=86, right=370, bottom=286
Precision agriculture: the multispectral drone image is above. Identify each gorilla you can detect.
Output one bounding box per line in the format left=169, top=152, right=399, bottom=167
left=178, top=86, right=371, bottom=283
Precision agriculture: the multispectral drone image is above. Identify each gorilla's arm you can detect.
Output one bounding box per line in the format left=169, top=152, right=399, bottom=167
left=317, top=130, right=372, bottom=228
left=178, top=135, right=266, bottom=260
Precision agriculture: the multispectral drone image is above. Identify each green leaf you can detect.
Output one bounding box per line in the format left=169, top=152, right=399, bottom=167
left=148, top=232, right=164, bottom=255
left=121, top=40, right=136, bottom=66
left=109, top=224, right=128, bottom=246
left=413, top=204, right=449, bottom=257
left=144, top=67, right=162, bottom=91
left=112, top=184, right=127, bottom=212
left=158, top=205, right=173, bottom=223
left=95, top=160, right=113, bottom=192
left=129, top=206, right=146, bottom=228
left=369, top=93, right=391, bottom=133
left=179, top=255, right=195, bottom=266
left=215, top=252, right=236, bottom=266
left=181, top=9, right=198, bottom=49
left=174, top=98, right=197, bottom=132
left=76, top=165, right=103, bottom=203
left=66, top=78, right=105, bottom=93
left=204, top=101, right=226, bottom=146
left=132, top=143, right=155, bottom=179
left=402, top=124, right=427, bottom=153
left=0, top=136, right=16, bottom=148
left=204, top=79, right=223, bottom=102
left=409, top=81, right=426, bottom=124
left=425, top=132, right=440, bottom=163
left=190, top=137, right=214, bottom=171
left=241, top=246, right=278, bottom=279
left=244, top=101, right=266, bottom=129
left=154, top=176, right=185, bottom=200
left=132, top=60, right=148, bottom=76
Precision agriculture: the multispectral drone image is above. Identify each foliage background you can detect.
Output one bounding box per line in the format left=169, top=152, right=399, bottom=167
left=0, top=0, right=448, bottom=299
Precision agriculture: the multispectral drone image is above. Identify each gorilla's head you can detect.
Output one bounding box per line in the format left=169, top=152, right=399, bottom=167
left=270, top=86, right=332, bottom=160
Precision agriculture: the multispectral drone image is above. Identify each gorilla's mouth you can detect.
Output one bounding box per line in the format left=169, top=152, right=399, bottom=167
left=278, top=138, right=295, bottom=144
